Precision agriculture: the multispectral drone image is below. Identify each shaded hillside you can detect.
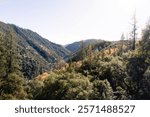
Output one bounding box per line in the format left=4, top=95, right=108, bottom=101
left=65, top=39, right=104, bottom=53
left=0, top=21, right=70, bottom=79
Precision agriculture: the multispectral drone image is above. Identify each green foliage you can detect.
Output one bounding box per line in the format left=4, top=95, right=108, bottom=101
left=26, top=80, right=43, bottom=99
left=79, top=56, right=127, bottom=90
left=0, top=21, right=70, bottom=79
left=125, top=49, right=150, bottom=99
left=122, top=21, right=150, bottom=99
left=130, top=13, right=137, bottom=50
left=139, top=67, right=150, bottom=99
left=114, top=86, right=127, bottom=100
left=141, top=21, right=150, bottom=52
left=0, top=32, right=7, bottom=77
left=37, top=71, right=93, bottom=100
left=0, top=73, right=26, bottom=99
left=92, top=80, right=113, bottom=100
left=0, top=31, right=27, bottom=99
left=0, top=20, right=150, bottom=100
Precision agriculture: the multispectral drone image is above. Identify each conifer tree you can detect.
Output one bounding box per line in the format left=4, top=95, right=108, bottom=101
left=120, top=33, right=125, bottom=54
left=0, top=31, right=27, bottom=99
left=80, top=40, right=85, bottom=63
left=141, top=19, right=150, bottom=52
left=0, top=32, right=6, bottom=78
left=130, top=13, right=137, bottom=50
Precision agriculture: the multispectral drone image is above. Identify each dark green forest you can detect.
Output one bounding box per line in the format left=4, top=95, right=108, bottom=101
left=0, top=21, right=150, bottom=100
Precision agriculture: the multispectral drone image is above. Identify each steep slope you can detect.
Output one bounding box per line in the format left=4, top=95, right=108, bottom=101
left=65, top=39, right=103, bottom=53
left=0, top=21, right=70, bottom=79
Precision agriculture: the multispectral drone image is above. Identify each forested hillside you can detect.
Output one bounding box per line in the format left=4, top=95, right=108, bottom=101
left=0, top=21, right=70, bottom=79
left=0, top=21, right=149, bottom=100
left=65, top=39, right=104, bottom=53
left=32, top=21, right=150, bottom=100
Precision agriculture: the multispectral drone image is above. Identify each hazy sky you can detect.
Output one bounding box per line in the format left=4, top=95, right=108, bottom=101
left=0, top=0, right=149, bottom=45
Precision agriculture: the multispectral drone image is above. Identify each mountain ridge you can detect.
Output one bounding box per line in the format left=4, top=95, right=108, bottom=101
left=65, top=39, right=105, bottom=53
left=0, top=21, right=70, bottom=79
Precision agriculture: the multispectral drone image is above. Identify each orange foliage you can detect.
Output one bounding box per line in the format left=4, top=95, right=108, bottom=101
left=36, top=72, right=49, bottom=81
left=103, top=48, right=118, bottom=55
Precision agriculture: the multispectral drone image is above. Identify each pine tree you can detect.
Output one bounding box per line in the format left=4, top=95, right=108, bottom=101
left=0, top=32, right=6, bottom=78
left=141, top=18, right=150, bottom=52
left=120, top=33, right=125, bottom=54
left=130, top=13, right=137, bottom=50
left=0, top=31, right=27, bottom=99
left=80, top=40, right=86, bottom=63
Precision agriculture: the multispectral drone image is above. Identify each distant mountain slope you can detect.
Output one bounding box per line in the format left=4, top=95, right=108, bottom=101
left=0, top=21, right=70, bottom=79
left=65, top=39, right=103, bottom=53
left=68, top=40, right=112, bottom=62
left=68, top=39, right=132, bottom=62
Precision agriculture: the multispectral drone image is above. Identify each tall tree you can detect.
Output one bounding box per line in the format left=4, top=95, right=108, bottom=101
left=119, top=33, right=125, bottom=55
left=0, top=32, right=6, bottom=78
left=130, top=13, right=137, bottom=50
left=0, top=31, right=27, bottom=99
left=141, top=18, right=150, bottom=52
left=80, top=40, right=86, bottom=63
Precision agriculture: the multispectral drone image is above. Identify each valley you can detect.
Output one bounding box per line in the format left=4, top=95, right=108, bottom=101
left=0, top=21, right=150, bottom=100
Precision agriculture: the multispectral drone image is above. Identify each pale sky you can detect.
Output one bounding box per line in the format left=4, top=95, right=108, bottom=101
left=0, top=0, right=149, bottom=45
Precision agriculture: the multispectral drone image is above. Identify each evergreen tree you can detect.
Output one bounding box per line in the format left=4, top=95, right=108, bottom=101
left=120, top=33, right=125, bottom=55
left=0, top=31, right=27, bottom=99
left=92, top=79, right=113, bottom=100
left=141, top=19, right=150, bottom=52
left=80, top=40, right=86, bottom=63
left=130, top=13, right=137, bottom=50
left=37, top=71, right=93, bottom=100
left=0, top=32, right=6, bottom=78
